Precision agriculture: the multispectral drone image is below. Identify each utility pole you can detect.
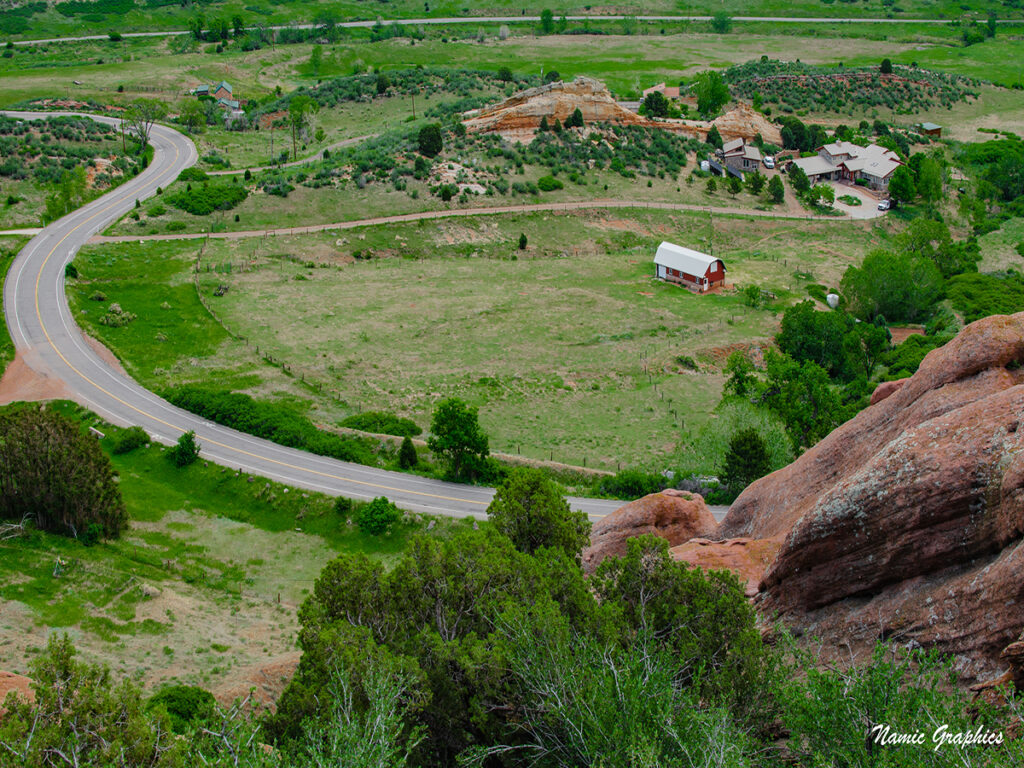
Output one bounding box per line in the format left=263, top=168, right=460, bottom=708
left=411, top=92, right=416, bottom=119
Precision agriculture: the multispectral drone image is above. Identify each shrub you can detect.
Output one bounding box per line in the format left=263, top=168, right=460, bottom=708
left=398, top=435, right=418, bottom=469
left=146, top=685, right=217, bottom=735
left=167, top=430, right=200, bottom=467
left=486, top=467, right=591, bottom=559
left=536, top=175, right=563, bottom=191
left=166, top=221, right=186, bottom=232
left=0, top=406, right=127, bottom=539
left=163, top=387, right=377, bottom=466
left=597, top=469, right=666, bottom=499
left=333, top=496, right=353, bottom=518
left=167, top=183, right=247, bottom=215
left=417, top=123, right=443, bottom=157
left=111, top=425, right=148, bottom=454
left=340, top=410, right=421, bottom=437
left=177, top=167, right=209, bottom=182
left=354, top=496, right=402, bottom=535
left=64, top=262, right=79, bottom=279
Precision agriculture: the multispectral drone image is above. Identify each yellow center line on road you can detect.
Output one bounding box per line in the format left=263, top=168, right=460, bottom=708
left=27, top=126, right=491, bottom=507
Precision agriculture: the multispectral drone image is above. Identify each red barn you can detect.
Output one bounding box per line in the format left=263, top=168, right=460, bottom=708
left=653, top=242, right=726, bottom=293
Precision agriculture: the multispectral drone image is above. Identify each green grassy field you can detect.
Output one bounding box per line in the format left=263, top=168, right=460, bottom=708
left=3, top=23, right=1019, bottom=109
left=73, top=209, right=893, bottom=471
left=0, top=400, right=467, bottom=696
left=6, top=0, right=1020, bottom=42
left=0, top=236, right=29, bottom=378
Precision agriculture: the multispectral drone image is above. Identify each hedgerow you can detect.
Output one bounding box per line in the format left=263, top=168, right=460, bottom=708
left=167, top=183, right=247, bottom=215
left=162, top=387, right=379, bottom=466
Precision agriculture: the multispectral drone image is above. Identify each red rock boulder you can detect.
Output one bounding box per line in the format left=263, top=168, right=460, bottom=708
left=688, top=311, right=1024, bottom=682
left=581, top=489, right=716, bottom=573
left=0, top=671, right=34, bottom=714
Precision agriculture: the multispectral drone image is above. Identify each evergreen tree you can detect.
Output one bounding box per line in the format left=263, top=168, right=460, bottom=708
left=721, top=428, right=772, bottom=492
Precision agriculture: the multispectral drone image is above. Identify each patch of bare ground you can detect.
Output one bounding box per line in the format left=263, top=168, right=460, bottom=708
left=889, top=325, right=925, bottom=345
left=0, top=350, right=73, bottom=405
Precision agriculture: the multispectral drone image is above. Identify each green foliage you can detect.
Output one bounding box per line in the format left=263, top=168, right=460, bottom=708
left=417, top=123, right=443, bottom=158
left=518, top=232, right=527, bottom=250
left=888, top=165, right=917, bottom=206
left=705, top=123, right=723, bottom=150
left=897, top=218, right=980, bottom=279
left=340, top=411, right=421, bottom=437
left=721, top=428, right=772, bottom=492
left=761, top=351, right=846, bottom=451
left=0, top=405, right=127, bottom=540
left=426, top=398, right=489, bottom=480
left=354, top=497, right=403, bottom=536
left=947, top=271, right=1024, bottom=323
left=881, top=333, right=951, bottom=380
left=0, top=634, right=181, bottom=767
left=268, top=527, right=598, bottom=759
left=841, top=249, right=945, bottom=323
left=788, top=163, right=810, bottom=195
left=398, top=435, right=418, bottom=469
left=724, top=349, right=757, bottom=397
left=642, top=89, right=670, bottom=118
left=776, top=300, right=889, bottom=382
left=178, top=167, right=210, bottom=183
left=167, top=430, right=200, bottom=467
left=486, top=467, right=590, bottom=559
left=726, top=58, right=977, bottom=116
left=540, top=8, right=554, bottom=34
left=593, top=535, right=766, bottom=708
left=768, top=174, right=785, bottom=203
left=678, top=399, right=794, bottom=477
left=746, top=169, right=766, bottom=195
left=163, top=387, right=378, bottom=467
left=596, top=468, right=667, bottom=499
left=710, top=12, right=733, bottom=34
left=693, top=70, right=730, bottom=117
left=111, top=425, right=149, bottom=454
left=536, top=174, right=563, bottom=192
left=167, top=183, right=247, bottom=215
left=880, top=57, right=893, bottom=74
left=146, top=685, right=217, bottom=735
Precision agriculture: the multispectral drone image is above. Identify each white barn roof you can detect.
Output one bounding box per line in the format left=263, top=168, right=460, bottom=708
left=654, top=242, right=723, bottom=276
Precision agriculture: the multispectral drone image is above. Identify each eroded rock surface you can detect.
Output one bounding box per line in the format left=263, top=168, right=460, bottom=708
left=690, top=312, right=1024, bottom=681
left=581, top=489, right=716, bottom=573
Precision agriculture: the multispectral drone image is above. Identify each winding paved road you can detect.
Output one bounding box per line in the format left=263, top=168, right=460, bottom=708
left=0, top=111, right=652, bottom=521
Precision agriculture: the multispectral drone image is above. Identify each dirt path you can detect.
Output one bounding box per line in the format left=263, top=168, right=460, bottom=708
left=91, top=199, right=847, bottom=244
left=207, top=135, right=375, bottom=177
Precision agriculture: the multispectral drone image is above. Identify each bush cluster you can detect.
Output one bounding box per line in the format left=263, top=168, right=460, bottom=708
left=163, top=387, right=378, bottom=467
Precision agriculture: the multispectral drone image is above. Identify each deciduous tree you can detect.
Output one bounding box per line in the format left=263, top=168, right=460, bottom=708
left=427, top=398, right=489, bottom=480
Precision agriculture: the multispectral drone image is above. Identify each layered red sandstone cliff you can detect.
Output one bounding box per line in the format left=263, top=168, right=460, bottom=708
left=587, top=312, right=1024, bottom=682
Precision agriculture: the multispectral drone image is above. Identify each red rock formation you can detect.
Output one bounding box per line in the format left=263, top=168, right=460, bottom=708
left=679, top=312, right=1024, bottom=681
left=669, top=537, right=779, bottom=598
left=581, top=489, right=716, bottom=573
left=0, top=670, right=34, bottom=713
left=462, top=77, right=780, bottom=145
left=868, top=377, right=906, bottom=405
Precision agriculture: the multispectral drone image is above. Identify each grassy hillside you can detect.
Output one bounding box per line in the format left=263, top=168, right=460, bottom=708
left=0, top=400, right=467, bottom=694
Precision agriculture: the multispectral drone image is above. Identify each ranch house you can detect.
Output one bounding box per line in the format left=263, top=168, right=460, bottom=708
left=653, top=242, right=726, bottom=293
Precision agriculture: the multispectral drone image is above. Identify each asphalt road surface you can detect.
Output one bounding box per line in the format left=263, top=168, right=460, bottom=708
left=3, top=112, right=728, bottom=522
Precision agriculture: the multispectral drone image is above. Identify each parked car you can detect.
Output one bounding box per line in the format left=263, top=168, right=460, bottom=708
left=877, top=199, right=891, bottom=211
left=763, top=156, right=775, bottom=169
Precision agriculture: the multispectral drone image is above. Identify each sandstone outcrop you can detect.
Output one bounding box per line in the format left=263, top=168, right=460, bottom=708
left=0, top=670, right=34, bottom=713
left=463, top=77, right=779, bottom=145
left=868, top=377, right=907, bottom=405
left=679, top=311, right=1024, bottom=681
left=581, top=489, right=715, bottom=573
left=669, top=537, right=779, bottom=598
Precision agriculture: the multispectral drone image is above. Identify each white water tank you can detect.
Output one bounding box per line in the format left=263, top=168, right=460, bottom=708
left=826, top=293, right=840, bottom=309
left=700, top=160, right=710, bottom=173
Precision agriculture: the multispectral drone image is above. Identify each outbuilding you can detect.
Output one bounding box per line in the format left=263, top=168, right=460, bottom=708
left=653, top=242, right=726, bottom=293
